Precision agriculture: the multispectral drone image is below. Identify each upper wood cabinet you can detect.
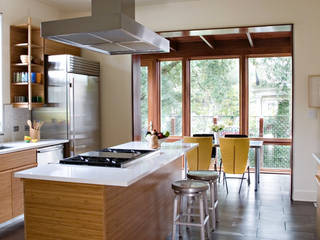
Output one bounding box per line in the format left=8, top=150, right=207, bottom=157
left=10, top=18, right=45, bottom=110
left=10, top=17, right=81, bottom=110
left=44, top=39, right=81, bottom=56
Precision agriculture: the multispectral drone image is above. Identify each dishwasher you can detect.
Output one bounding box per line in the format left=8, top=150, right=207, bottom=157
left=37, top=145, right=64, bottom=166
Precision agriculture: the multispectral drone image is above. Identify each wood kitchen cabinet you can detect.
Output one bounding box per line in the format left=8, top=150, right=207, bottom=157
left=44, top=39, right=81, bottom=56
left=0, top=149, right=37, bottom=224
left=12, top=164, right=37, bottom=217
left=0, top=171, right=13, bottom=223
left=317, top=175, right=320, bottom=238
left=10, top=17, right=81, bottom=110
left=0, top=149, right=36, bottom=172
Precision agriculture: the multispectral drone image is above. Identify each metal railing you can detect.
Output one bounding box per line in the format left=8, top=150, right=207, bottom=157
left=249, top=115, right=292, bottom=138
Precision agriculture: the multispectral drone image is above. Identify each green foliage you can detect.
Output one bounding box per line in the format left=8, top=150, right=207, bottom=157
left=190, top=59, right=240, bottom=133
left=249, top=57, right=292, bottom=139
left=160, top=61, right=182, bottom=135
left=140, top=66, right=148, bottom=136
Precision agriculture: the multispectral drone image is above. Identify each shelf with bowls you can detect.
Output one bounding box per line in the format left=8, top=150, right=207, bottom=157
left=11, top=82, right=43, bottom=86
left=10, top=17, right=45, bottom=110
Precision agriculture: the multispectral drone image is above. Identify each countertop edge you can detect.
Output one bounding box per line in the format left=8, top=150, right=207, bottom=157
left=15, top=142, right=198, bottom=187
left=0, top=139, right=69, bottom=154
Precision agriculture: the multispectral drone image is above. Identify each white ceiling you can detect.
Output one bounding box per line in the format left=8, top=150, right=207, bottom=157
left=38, top=0, right=197, bottom=13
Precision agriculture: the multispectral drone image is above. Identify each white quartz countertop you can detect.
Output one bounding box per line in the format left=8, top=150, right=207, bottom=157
left=15, top=141, right=198, bottom=187
left=0, top=139, right=69, bottom=154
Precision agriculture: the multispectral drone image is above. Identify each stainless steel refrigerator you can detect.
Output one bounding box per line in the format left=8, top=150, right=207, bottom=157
left=32, top=55, right=100, bottom=156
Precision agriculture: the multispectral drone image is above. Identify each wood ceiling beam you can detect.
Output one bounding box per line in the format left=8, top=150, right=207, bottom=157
left=246, top=32, right=254, bottom=48
left=199, top=35, right=214, bottom=49
left=140, top=38, right=291, bottom=59
left=170, top=40, right=177, bottom=51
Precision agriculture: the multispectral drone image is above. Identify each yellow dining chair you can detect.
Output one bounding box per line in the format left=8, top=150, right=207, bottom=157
left=183, top=137, right=213, bottom=171
left=219, top=138, right=250, bottom=193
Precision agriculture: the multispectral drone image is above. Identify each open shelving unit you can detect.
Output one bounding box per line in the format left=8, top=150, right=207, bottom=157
left=10, top=17, right=45, bottom=110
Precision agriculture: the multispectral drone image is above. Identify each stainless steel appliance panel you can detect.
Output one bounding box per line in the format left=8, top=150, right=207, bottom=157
left=32, top=55, right=100, bottom=156
left=69, top=73, right=100, bottom=155
left=37, top=145, right=64, bottom=166
left=32, top=56, right=69, bottom=139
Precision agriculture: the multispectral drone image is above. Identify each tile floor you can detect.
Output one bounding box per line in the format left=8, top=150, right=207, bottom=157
left=0, top=174, right=316, bottom=240
left=169, top=174, right=316, bottom=240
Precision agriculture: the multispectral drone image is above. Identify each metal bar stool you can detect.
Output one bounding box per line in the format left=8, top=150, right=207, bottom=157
left=171, top=180, right=211, bottom=240
left=187, top=171, right=219, bottom=231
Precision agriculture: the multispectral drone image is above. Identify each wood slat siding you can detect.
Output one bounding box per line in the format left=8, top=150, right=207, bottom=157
left=23, top=157, right=182, bottom=240
left=104, top=158, right=181, bottom=240
left=0, top=149, right=36, bottom=172
left=0, top=170, right=13, bottom=223
left=24, top=180, right=105, bottom=240
left=12, top=164, right=37, bottom=217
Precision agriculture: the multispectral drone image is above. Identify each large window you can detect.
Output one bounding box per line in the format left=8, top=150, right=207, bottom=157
left=140, top=66, right=148, bottom=138
left=248, top=57, right=292, bottom=169
left=190, top=58, right=240, bottom=135
left=135, top=25, right=293, bottom=172
left=248, top=57, right=292, bottom=138
left=160, top=61, right=182, bottom=136
left=0, top=13, right=2, bottom=133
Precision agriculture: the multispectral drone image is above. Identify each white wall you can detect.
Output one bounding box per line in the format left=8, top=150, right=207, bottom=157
left=81, top=50, right=132, bottom=148
left=0, top=0, right=62, bottom=141
left=0, top=0, right=62, bottom=104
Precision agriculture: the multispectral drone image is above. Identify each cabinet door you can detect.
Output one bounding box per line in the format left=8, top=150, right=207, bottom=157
left=0, top=171, right=12, bottom=223
left=0, top=149, right=37, bottom=172
left=317, top=175, right=320, bottom=238
left=12, top=164, right=37, bottom=217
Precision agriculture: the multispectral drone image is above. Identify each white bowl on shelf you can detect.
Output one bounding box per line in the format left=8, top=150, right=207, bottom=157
left=20, top=55, right=33, bottom=64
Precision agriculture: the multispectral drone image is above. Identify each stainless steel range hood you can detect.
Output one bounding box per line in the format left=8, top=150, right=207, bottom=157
left=41, top=0, right=170, bottom=55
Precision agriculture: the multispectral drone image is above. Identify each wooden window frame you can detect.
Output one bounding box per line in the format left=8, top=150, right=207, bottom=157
left=133, top=28, right=293, bottom=147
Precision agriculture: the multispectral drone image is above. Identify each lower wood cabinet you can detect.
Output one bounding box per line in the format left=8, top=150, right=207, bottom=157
left=0, top=149, right=37, bottom=224
left=12, top=164, right=37, bottom=217
left=316, top=175, right=320, bottom=238
left=0, top=171, right=13, bottom=223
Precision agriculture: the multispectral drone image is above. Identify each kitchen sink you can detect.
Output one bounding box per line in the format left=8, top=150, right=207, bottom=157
left=0, top=146, right=13, bottom=150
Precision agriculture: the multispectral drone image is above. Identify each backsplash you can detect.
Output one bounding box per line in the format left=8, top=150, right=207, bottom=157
left=0, top=104, right=31, bottom=143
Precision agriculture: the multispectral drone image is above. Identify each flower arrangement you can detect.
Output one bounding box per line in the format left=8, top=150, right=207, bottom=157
left=211, top=124, right=225, bottom=133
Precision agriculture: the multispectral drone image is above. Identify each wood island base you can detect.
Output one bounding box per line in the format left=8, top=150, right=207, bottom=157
left=22, top=157, right=182, bottom=240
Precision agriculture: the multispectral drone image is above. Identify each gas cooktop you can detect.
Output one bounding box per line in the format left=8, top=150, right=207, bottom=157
left=60, top=148, right=158, bottom=168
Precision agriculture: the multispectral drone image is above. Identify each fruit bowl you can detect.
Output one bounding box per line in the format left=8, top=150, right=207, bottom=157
left=158, top=137, right=168, bottom=145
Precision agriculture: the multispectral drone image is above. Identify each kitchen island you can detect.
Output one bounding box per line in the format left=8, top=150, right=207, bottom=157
left=15, top=141, right=197, bottom=240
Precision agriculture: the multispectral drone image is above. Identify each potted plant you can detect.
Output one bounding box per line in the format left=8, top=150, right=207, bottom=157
left=211, top=124, right=224, bottom=143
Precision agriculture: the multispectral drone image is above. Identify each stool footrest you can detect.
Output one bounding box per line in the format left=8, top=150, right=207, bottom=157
left=175, top=216, right=210, bottom=227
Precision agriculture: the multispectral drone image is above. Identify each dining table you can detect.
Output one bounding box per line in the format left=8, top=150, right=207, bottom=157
left=213, top=140, right=264, bottom=191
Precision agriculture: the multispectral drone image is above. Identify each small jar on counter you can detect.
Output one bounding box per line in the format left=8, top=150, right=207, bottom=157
left=150, top=131, right=159, bottom=149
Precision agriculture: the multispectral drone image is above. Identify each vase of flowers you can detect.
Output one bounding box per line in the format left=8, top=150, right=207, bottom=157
left=211, top=124, right=224, bottom=144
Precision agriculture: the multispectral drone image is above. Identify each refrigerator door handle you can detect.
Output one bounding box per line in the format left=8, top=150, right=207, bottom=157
left=69, top=76, right=76, bottom=156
